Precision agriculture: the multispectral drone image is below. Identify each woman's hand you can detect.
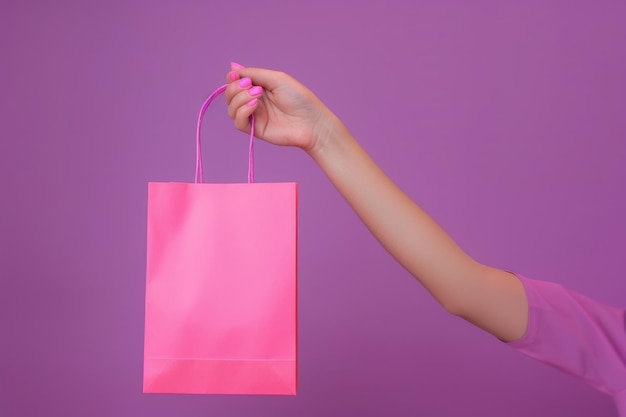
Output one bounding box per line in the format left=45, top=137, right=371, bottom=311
left=225, top=63, right=339, bottom=154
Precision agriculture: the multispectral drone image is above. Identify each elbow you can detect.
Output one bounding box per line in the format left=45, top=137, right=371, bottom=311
left=441, top=297, right=465, bottom=317
left=438, top=265, right=487, bottom=317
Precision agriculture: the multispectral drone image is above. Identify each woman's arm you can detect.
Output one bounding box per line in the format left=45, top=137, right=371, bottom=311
left=309, top=117, right=528, bottom=342
left=225, top=66, right=528, bottom=342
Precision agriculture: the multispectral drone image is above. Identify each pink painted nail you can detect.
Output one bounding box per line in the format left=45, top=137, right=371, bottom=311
left=229, top=71, right=239, bottom=81
left=249, top=86, right=263, bottom=96
left=231, top=62, right=245, bottom=69
left=239, top=77, right=252, bottom=88
left=247, top=98, right=258, bottom=107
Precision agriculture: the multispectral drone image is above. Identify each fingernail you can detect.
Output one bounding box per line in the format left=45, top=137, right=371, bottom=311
left=231, top=62, right=245, bottom=69
left=248, top=86, right=263, bottom=96
left=247, top=98, right=258, bottom=107
left=239, top=77, right=252, bottom=88
left=229, top=71, right=239, bottom=81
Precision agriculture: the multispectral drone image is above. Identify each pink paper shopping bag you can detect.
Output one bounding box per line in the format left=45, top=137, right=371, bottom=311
left=143, top=85, right=297, bottom=395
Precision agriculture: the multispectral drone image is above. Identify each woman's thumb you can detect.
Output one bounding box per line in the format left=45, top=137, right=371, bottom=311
left=230, top=62, right=284, bottom=90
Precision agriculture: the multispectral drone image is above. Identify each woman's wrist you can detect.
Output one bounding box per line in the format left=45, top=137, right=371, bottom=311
left=306, top=111, right=351, bottom=162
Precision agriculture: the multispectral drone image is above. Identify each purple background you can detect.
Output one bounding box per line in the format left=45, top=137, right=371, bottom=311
left=1, top=1, right=624, bottom=416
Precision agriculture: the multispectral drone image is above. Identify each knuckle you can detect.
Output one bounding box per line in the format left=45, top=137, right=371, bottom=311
left=234, top=113, right=247, bottom=130
left=224, top=89, right=234, bottom=104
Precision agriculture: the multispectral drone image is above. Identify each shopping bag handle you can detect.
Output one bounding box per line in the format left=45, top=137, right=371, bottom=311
left=195, top=84, right=255, bottom=184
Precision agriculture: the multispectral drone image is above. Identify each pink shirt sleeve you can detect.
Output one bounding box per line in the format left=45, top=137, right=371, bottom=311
left=508, top=274, right=626, bottom=414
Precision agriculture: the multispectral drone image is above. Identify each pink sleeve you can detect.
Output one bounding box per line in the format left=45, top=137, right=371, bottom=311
left=508, top=274, right=626, bottom=400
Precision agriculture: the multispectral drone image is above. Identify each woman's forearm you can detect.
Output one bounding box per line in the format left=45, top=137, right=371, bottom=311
left=307, top=118, right=528, bottom=342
